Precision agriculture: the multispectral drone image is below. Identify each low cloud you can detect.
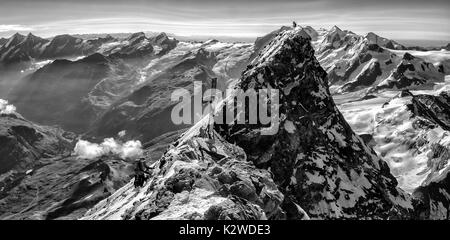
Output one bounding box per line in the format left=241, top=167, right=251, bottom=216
left=0, top=99, right=16, bottom=115
left=0, top=24, right=33, bottom=33
left=74, top=138, right=143, bottom=160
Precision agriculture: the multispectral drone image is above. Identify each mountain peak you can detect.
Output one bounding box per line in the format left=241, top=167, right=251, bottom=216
left=366, top=31, right=377, bottom=37
left=0, top=38, right=7, bottom=46
left=104, top=34, right=113, bottom=39
left=156, top=32, right=168, bottom=38
left=150, top=32, right=170, bottom=44
left=403, top=52, right=415, bottom=60
left=24, top=32, right=46, bottom=43
left=251, top=28, right=312, bottom=65
left=1, top=33, right=26, bottom=50
left=127, top=32, right=146, bottom=40
left=50, top=34, right=78, bottom=43
left=331, top=25, right=343, bottom=32
left=7, top=32, right=25, bottom=42
left=12, top=32, right=25, bottom=38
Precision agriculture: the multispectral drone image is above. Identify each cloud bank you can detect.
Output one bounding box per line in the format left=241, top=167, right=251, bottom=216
left=0, top=99, right=17, bottom=115
left=74, top=138, right=144, bottom=160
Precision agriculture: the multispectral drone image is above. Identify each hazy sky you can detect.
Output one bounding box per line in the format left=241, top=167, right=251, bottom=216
left=0, top=0, right=449, bottom=43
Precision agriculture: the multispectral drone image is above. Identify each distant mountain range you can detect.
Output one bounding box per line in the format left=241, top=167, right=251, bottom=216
left=0, top=25, right=449, bottom=219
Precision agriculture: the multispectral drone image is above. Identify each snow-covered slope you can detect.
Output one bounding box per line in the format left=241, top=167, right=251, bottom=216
left=337, top=88, right=450, bottom=219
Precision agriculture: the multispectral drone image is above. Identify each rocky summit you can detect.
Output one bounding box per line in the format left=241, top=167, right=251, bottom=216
left=82, top=28, right=414, bottom=220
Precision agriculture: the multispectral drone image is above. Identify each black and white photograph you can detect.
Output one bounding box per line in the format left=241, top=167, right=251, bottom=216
left=0, top=0, right=449, bottom=228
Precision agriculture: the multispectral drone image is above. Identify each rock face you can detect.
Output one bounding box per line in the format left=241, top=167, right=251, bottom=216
left=0, top=33, right=49, bottom=63
left=414, top=170, right=450, bottom=220
left=148, top=32, right=179, bottom=56
left=82, top=28, right=413, bottom=220
left=409, top=91, right=450, bottom=131
left=407, top=91, right=450, bottom=219
left=0, top=38, right=7, bottom=46
left=0, top=112, right=73, bottom=175
left=373, top=53, right=444, bottom=92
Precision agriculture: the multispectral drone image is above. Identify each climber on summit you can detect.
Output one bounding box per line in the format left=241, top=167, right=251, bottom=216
left=134, top=158, right=152, bottom=188
left=293, top=21, right=297, bottom=28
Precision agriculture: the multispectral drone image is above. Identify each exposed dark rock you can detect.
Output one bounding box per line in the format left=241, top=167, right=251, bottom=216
left=407, top=91, right=450, bottom=131
left=341, top=60, right=382, bottom=92
left=413, top=169, right=450, bottom=220
left=214, top=28, right=412, bottom=219
left=403, top=52, right=415, bottom=61
left=367, top=44, right=384, bottom=52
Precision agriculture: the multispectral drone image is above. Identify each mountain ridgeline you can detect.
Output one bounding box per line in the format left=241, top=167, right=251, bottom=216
left=0, top=25, right=449, bottom=219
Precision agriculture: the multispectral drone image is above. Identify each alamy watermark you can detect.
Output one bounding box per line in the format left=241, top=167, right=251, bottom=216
left=170, top=81, right=280, bottom=135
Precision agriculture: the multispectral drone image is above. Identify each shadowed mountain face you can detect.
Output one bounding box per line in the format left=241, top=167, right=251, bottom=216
left=8, top=54, right=110, bottom=133
left=0, top=113, right=73, bottom=175
left=0, top=111, right=75, bottom=214
left=0, top=33, right=48, bottom=63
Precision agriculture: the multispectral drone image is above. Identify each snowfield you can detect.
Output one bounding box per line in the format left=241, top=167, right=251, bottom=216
left=336, top=78, right=450, bottom=193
